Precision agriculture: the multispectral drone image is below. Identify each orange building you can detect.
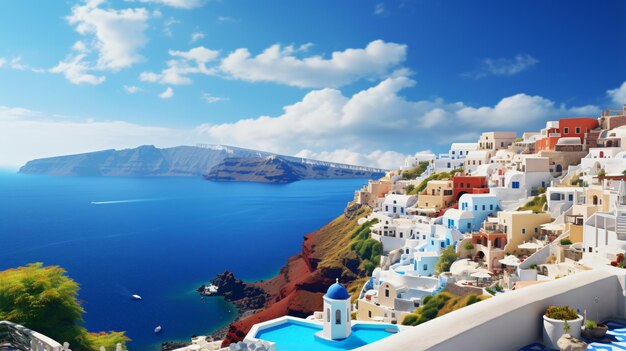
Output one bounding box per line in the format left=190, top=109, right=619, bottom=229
left=453, top=175, right=488, bottom=200
left=535, top=117, right=598, bottom=152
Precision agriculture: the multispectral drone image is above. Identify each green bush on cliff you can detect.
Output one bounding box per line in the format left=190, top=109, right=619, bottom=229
left=401, top=292, right=488, bottom=326
left=402, top=162, right=430, bottom=180
left=349, top=219, right=382, bottom=275
left=0, top=263, right=128, bottom=351
left=518, top=194, right=547, bottom=213
left=435, top=246, right=457, bottom=275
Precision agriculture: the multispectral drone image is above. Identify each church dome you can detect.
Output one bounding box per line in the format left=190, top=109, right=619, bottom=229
left=325, top=279, right=350, bottom=300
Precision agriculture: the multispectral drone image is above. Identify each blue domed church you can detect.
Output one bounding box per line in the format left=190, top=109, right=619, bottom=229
left=322, top=279, right=352, bottom=340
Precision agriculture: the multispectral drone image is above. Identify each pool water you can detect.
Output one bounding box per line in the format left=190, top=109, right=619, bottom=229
left=254, top=321, right=398, bottom=351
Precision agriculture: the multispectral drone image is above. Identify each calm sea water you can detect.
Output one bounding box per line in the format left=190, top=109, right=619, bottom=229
left=0, top=171, right=366, bottom=351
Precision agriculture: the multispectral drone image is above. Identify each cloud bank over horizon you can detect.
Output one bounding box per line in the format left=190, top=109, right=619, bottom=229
left=2, top=77, right=621, bottom=170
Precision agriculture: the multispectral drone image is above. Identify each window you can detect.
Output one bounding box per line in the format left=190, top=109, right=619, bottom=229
left=466, top=183, right=470, bottom=188
left=490, top=204, right=494, bottom=210
left=534, top=227, right=538, bottom=233
left=335, top=309, right=341, bottom=324
left=399, top=233, right=403, bottom=238
left=440, top=242, right=445, bottom=248
left=385, top=206, right=389, bottom=211
left=564, top=127, right=569, bottom=134
left=467, top=223, right=471, bottom=229
left=568, top=194, right=574, bottom=201
left=460, top=183, right=464, bottom=188
left=576, top=127, right=581, bottom=134
left=368, top=311, right=372, bottom=318
left=589, top=247, right=593, bottom=253
left=460, top=150, right=463, bottom=155
left=451, top=150, right=455, bottom=154
left=500, top=142, right=504, bottom=147
left=327, top=308, right=330, bottom=322
left=522, top=228, right=526, bottom=234
left=385, top=289, right=390, bottom=297
left=474, top=205, right=478, bottom=211
left=400, top=208, right=404, bottom=214
left=512, top=181, right=520, bottom=189
left=423, top=264, right=428, bottom=271
left=393, top=207, right=397, bottom=213
left=482, top=205, right=486, bottom=210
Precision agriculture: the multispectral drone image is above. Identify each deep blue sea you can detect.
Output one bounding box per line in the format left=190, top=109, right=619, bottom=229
left=0, top=171, right=366, bottom=351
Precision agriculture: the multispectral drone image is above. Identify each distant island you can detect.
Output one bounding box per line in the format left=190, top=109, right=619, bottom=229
left=18, top=145, right=386, bottom=183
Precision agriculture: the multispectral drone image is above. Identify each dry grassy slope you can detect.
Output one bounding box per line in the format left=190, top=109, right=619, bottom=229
left=221, top=207, right=373, bottom=346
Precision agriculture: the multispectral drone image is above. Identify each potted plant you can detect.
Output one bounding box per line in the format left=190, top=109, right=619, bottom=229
left=583, top=319, right=608, bottom=339
left=543, top=306, right=583, bottom=349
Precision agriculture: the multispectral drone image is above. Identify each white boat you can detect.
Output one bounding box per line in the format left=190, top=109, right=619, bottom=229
left=208, top=284, right=218, bottom=294
left=154, top=326, right=162, bottom=334
left=132, top=294, right=142, bottom=300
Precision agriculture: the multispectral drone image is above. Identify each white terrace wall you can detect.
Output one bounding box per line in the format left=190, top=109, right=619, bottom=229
left=355, top=267, right=626, bottom=351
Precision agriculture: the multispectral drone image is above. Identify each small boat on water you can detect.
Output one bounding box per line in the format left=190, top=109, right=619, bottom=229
left=154, top=326, right=162, bottom=334
left=132, top=294, right=142, bottom=300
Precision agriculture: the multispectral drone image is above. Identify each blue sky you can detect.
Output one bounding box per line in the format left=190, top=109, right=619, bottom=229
left=0, top=0, right=624, bottom=168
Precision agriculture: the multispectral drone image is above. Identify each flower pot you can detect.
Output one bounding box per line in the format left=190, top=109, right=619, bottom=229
left=543, top=314, right=583, bottom=349
left=583, top=324, right=608, bottom=339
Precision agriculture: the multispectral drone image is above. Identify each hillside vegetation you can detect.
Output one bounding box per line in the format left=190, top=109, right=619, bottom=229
left=401, top=292, right=489, bottom=326
left=401, top=161, right=430, bottom=180
left=0, top=263, right=128, bottom=351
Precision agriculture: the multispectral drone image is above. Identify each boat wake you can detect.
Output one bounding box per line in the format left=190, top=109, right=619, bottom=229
left=90, top=198, right=162, bottom=205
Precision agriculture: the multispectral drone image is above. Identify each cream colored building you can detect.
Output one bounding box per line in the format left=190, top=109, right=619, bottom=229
left=354, top=180, right=392, bottom=207
left=478, top=132, right=517, bottom=151
left=499, top=211, right=552, bottom=254
left=417, top=180, right=453, bottom=211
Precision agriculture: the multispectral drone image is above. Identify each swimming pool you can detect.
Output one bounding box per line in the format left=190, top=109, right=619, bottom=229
left=254, top=320, right=399, bottom=351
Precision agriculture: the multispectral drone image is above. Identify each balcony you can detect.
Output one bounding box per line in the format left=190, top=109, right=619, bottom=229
left=0, top=321, right=65, bottom=351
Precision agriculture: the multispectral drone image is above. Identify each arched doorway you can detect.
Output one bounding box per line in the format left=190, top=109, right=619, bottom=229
left=593, top=195, right=599, bottom=205
left=457, top=191, right=467, bottom=201
left=555, top=164, right=563, bottom=173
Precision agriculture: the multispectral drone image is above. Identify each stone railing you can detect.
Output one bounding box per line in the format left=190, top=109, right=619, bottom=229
left=0, top=321, right=66, bottom=351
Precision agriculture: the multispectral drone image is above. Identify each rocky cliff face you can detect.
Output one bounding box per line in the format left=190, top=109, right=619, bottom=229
left=19, top=145, right=385, bottom=182
left=204, top=156, right=382, bottom=183
left=218, top=207, right=372, bottom=347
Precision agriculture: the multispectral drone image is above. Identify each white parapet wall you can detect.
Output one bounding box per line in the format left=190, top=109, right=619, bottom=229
left=354, top=266, right=626, bottom=351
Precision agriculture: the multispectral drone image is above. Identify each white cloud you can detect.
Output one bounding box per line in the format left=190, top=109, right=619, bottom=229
left=162, top=17, right=180, bottom=37
left=374, top=3, right=388, bottom=16
left=195, top=77, right=600, bottom=166
left=159, top=87, right=174, bottom=98
left=138, top=0, right=204, bottom=9
left=456, top=93, right=599, bottom=128
left=66, top=0, right=150, bottom=71
left=296, top=149, right=407, bottom=169
left=190, top=31, right=205, bottom=43
left=50, top=54, right=106, bottom=85
left=0, top=106, right=192, bottom=168
left=124, top=85, right=141, bottom=93
left=217, top=16, right=239, bottom=24
left=201, top=92, right=228, bottom=103
left=607, top=81, right=626, bottom=106
left=0, top=57, right=5, bottom=67
left=463, top=54, right=538, bottom=79
left=219, top=40, right=407, bottom=88
left=140, top=46, right=219, bottom=84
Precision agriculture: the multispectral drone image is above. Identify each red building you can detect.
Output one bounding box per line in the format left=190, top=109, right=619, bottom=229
left=535, top=117, right=599, bottom=152
left=453, top=175, right=488, bottom=200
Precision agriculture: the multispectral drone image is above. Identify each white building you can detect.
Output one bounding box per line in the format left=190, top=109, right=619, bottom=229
left=382, top=194, right=417, bottom=217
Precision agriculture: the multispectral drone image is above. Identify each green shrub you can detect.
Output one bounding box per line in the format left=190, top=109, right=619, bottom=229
left=494, top=284, right=503, bottom=292
left=485, top=287, right=495, bottom=296
left=421, top=295, right=432, bottom=305
left=421, top=306, right=438, bottom=319
left=402, top=162, right=430, bottom=180
left=435, top=246, right=458, bottom=274
left=464, top=242, right=474, bottom=251
left=560, top=239, right=573, bottom=246
left=405, top=184, right=415, bottom=194
left=466, top=294, right=480, bottom=305
left=585, top=319, right=598, bottom=329
left=402, top=314, right=418, bottom=325
left=545, top=305, right=578, bottom=320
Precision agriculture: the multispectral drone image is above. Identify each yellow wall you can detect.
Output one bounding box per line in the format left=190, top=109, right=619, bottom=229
left=500, top=211, right=552, bottom=254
